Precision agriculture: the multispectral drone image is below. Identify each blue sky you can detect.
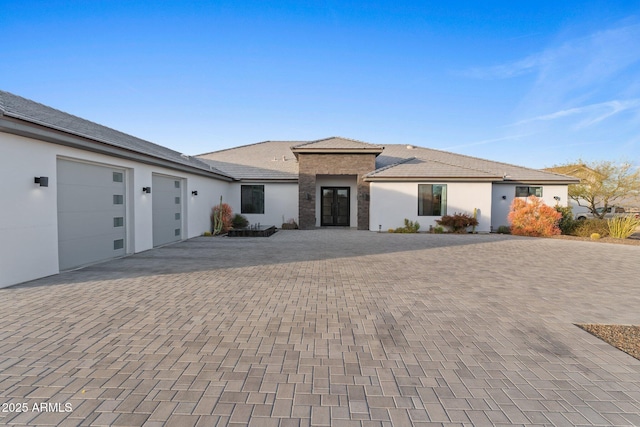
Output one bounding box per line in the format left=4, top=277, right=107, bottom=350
left=2, top=1, right=639, bottom=169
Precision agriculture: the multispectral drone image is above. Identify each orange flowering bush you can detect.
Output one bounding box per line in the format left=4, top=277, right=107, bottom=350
left=508, top=196, right=562, bottom=237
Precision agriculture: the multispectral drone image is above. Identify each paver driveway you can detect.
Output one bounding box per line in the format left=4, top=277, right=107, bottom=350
left=1, top=230, right=640, bottom=426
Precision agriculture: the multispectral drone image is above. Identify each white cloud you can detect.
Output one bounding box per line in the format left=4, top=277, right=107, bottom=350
left=511, top=99, right=640, bottom=128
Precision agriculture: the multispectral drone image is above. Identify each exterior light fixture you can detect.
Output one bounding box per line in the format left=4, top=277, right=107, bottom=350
left=192, top=190, right=198, bottom=196
left=553, top=196, right=561, bottom=201
left=501, top=195, right=507, bottom=200
left=306, top=193, right=311, bottom=200
left=34, top=177, right=49, bottom=187
left=142, top=187, right=151, bottom=194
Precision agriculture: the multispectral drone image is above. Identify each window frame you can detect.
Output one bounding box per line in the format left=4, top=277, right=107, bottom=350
left=418, top=184, right=447, bottom=216
left=241, top=184, right=265, bottom=214
left=515, top=186, right=543, bottom=197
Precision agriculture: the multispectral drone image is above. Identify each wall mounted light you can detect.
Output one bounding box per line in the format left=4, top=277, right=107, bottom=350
left=142, top=187, right=151, bottom=194
left=192, top=190, right=198, bottom=196
left=553, top=196, right=561, bottom=201
left=306, top=193, right=311, bottom=200
left=34, top=176, right=49, bottom=187
left=501, top=195, right=507, bottom=200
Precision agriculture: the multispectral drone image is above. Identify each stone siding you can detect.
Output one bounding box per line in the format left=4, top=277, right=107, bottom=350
left=297, top=153, right=376, bottom=230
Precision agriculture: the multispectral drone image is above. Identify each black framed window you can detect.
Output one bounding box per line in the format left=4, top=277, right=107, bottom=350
left=241, top=185, right=265, bottom=214
left=515, top=186, right=542, bottom=197
left=418, top=184, right=447, bottom=216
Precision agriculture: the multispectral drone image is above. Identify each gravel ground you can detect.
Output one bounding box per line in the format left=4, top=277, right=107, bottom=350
left=577, top=324, right=640, bottom=360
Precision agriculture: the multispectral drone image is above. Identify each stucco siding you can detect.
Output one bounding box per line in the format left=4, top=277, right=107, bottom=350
left=491, top=184, right=569, bottom=230
left=227, top=182, right=298, bottom=228
left=0, top=132, right=228, bottom=288
left=369, top=181, right=493, bottom=232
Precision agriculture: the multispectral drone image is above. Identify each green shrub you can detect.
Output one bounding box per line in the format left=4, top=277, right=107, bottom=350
left=232, top=213, right=249, bottom=229
left=555, top=205, right=577, bottom=235
left=590, top=233, right=601, bottom=240
left=392, top=219, right=420, bottom=233
left=607, top=216, right=640, bottom=239
left=433, top=226, right=444, bottom=234
left=496, top=225, right=511, bottom=234
left=573, top=219, right=609, bottom=237
left=436, top=213, right=479, bottom=233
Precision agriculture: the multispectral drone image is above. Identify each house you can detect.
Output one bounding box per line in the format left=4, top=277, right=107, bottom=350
left=198, top=139, right=579, bottom=232
left=0, top=90, right=578, bottom=288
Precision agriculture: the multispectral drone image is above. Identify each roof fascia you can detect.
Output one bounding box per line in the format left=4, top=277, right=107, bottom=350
left=0, top=116, right=235, bottom=181
left=364, top=176, right=499, bottom=182
left=291, top=147, right=384, bottom=159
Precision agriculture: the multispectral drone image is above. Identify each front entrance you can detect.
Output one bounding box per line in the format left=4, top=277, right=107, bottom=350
left=321, top=187, right=350, bottom=226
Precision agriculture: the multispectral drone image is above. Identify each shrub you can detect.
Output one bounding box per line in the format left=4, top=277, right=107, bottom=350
left=508, top=196, right=561, bottom=237
left=232, top=213, right=249, bottom=229
left=496, top=225, right=511, bottom=234
left=393, top=219, right=420, bottom=233
left=555, top=205, right=577, bottom=235
left=436, top=213, right=479, bottom=233
left=573, top=219, right=609, bottom=237
left=211, top=199, right=233, bottom=234
left=607, top=216, right=640, bottom=239
left=202, top=231, right=212, bottom=237
left=591, top=233, right=601, bottom=240
left=433, top=226, right=444, bottom=234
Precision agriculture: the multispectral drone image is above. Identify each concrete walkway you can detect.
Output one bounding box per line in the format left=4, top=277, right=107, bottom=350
left=1, top=231, right=639, bottom=426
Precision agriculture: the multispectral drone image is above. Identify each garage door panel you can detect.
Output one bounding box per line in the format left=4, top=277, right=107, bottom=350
left=152, top=175, right=183, bottom=247
left=57, top=159, right=126, bottom=270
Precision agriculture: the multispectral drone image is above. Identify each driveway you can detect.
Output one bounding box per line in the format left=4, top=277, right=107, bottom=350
left=1, top=231, right=639, bottom=426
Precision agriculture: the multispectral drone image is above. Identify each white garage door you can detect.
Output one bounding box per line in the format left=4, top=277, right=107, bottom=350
left=57, top=159, right=127, bottom=270
left=152, top=174, right=183, bottom=247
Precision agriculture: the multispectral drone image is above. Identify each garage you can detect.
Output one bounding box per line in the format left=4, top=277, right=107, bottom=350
left=57, top=158, right=127, bottom=270
left=152, top=174, right=184, bottom=247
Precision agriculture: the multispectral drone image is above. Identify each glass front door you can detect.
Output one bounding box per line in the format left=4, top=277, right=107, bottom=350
left=321, top=187, right=350, bottom=226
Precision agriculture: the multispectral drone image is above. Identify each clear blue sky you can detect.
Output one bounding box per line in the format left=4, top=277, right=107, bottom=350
left=2, top=1, right=639, bottom=169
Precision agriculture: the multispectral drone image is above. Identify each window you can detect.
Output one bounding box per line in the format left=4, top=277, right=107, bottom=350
left=418, top=184, right=447, bottom=216
left=113, top=239, right=124, bottom=250
left=175, top=180, right=181, bottom=188
left=112, top=172, right=123, bottom=182
left=113, top=217, right=124, bottom=227
left=241, top=185, right=265, bottom=214
left=515, top=186, right=542, bottom=197
left=113, top=195, right=124, bottom=205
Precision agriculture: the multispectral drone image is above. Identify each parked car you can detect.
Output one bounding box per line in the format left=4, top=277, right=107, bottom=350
left=575, top=206, right=640, bottom=220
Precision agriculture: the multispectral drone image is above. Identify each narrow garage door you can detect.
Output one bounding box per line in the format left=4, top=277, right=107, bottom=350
left=57, top=159, right=126, bottom=270
left=152, top=174, right=183, bottom=247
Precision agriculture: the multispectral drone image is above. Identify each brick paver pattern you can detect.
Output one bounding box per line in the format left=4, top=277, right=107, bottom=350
left=1, top=231, right=639, bottom=426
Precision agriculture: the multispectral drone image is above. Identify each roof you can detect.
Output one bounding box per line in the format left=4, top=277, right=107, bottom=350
left=197, top=141, right=301, bottom=180
left=198, top=140, right=578, bottom=183
left=369, top=144, right=580, bottom=183
left=0, top=90, right=232, bottom=180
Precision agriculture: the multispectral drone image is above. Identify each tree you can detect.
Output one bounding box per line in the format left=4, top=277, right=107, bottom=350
left=548, top=160, right=640, bottom=219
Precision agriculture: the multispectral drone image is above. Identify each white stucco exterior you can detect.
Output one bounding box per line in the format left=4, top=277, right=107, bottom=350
left=0, top=132, right=229, bottom=288
left=226, top=182, right=298, bottom=227
left=369, top=181, right=493, bottom=232
left=490, top=184, right=569, bottom=230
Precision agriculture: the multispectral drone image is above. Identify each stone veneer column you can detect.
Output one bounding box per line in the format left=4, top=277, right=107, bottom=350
left=297, top=153, right=376, bottom=230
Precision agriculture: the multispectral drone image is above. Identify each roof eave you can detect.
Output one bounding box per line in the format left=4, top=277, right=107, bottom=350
left=364, top=176, right=500, bottom=182
left=0, top=116, right=235, bottom=182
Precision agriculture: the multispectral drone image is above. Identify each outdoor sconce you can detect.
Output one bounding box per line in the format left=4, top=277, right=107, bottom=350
left=34, top=176, right=49, bottom=187
left=553, top=196, right=561, bottom=201
left=192, top=190, right=198, bottom=196
left=501, top=195, right=507, bottom=200
left=306, top=193, right=311, bottom=200
left=142, top=187, right=151, bottom=194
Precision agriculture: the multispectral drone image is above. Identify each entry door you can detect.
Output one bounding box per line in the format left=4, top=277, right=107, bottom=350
left=321, top=187, right=350, bottom=226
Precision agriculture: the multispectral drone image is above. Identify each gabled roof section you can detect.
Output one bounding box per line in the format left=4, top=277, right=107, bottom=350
left=366, top=156, right=500, bottom=181
left=0, top=90, right=233, bottom=180
left=290, top=136, right=384, bottom=158
left=197, top=141, right=300, bottom=180
left=370, top=144, right=580, bottom=183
